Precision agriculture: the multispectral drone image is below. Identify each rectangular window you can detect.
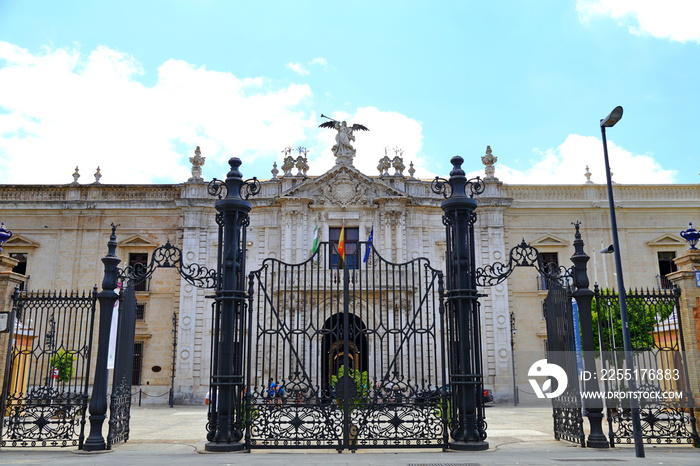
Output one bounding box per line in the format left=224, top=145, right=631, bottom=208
left=135, top=303, right=145, bottom=321
left=133, top=342, right=143, bottom=385
left=9, top=253, right=27, bottom=290
left=329, top=227, right=360, bottom=269
left=129, top=253, right=149, bottom=292
left=657, top=251, right=677, bottom=289
left=538, top=252, right=559, bottom=290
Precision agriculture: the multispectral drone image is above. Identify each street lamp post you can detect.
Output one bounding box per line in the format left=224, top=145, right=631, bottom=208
left=600, top=106, right=644, bottom=458
left=510, top=312, right=518, bottom=406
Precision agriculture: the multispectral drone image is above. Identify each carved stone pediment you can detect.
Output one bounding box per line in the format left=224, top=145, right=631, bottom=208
left=280, top=164, right=409, bottom=208
left=531, top=234, right=569, bottom=248
left=118, top=234, right=159, bottom=248
left=646, top=234, right=685, bottom=248
left=2, top=235, right=40, bottom=249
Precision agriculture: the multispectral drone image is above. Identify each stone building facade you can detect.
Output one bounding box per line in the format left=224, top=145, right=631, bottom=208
left=0, top=145, right=697, bottom=404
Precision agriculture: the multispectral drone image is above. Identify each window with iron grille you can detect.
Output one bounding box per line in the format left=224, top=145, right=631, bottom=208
left=133, top=342, right=144, bottom=385
left=135, top=303, right=145, bottom=321
left=538, top=252, right=559, bottom=290
left=128, top=253, right=149, bottom=292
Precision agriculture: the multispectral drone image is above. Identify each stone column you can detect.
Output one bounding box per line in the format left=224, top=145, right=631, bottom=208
left=0, top=254, right=24, bottom=389
left=666, top=249, right=700, bottom=422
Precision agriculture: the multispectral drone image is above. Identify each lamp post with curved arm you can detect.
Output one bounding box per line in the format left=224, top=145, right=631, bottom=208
left=600, top=106, right=644, bottom=458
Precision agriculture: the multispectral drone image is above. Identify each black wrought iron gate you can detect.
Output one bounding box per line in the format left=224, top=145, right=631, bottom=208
left=0, top=288, right=97, bottom=448
left=543, top=279, right=585, bottom=446
left=245, top=241, right=448, bottom=450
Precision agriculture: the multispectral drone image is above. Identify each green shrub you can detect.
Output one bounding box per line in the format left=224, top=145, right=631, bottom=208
left=49, top=349, right=75, bottom=382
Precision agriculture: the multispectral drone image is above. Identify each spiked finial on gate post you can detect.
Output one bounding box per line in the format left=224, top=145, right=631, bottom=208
left=435, top=155, right=488, bottom=451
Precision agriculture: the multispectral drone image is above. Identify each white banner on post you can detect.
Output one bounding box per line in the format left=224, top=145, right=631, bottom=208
left=107, top=287, right=121, bottom=370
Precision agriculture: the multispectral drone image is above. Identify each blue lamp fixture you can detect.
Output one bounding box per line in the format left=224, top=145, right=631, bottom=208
left=0, top=222, right=13, bottom=251
left=680, top=223, right=700, bottom=250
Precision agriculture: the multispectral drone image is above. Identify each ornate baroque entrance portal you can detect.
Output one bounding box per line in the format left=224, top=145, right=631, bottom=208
left=245, top=240, right=448, bottom=451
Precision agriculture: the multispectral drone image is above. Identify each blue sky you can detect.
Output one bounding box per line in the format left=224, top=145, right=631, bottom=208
left=0, top=0, right=698, bottom=185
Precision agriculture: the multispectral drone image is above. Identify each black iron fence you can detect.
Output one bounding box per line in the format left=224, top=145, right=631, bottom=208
left=0, top=288, right=97, bottom=448
left=594, top=286, right=699, bottom=446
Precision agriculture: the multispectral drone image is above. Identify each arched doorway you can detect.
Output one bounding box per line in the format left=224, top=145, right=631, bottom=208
left=321, top=313, right=368, bottom=388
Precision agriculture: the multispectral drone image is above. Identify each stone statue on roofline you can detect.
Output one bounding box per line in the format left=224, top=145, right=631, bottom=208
left=188, top=146, right=205, bottom=182
left=319, top=114, right=369, bottom=165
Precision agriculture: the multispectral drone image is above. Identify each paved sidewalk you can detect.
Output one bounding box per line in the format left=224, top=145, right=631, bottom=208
left=1, top=404, right=697, bottom=465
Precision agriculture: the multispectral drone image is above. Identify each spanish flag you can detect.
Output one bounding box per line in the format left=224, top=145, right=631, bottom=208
left=337, top=226, right=346, bottom=266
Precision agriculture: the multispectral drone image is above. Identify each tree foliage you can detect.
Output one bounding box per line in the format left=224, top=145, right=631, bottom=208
left=592, top=289, right=675, bottom=353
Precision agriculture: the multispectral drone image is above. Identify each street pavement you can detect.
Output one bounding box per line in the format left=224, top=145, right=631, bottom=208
left=0, top=403, right=698, bottom=465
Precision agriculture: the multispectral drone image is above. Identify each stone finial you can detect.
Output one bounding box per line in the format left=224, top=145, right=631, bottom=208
left=271, top=162, right=279, bottom=179
left=392, top=155, right=405, bottom=177
left=295, top=156, right=309, bottom=177
left=481, top=146, right=498, bottom=180
left=188, top=146, right=205, bottom=182
left=281, top=155, right=295, bottom=177
left=377, top=154, right=391, bottom=176
left=584, top=165, right=593, bottom=184
left=408, top=161, right=416, bottom=179
left=94, top=167, right=102, bottom=184
left=71, top=166, right=80, bottom=185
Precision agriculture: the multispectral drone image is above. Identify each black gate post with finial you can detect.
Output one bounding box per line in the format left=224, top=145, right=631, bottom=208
left=433, top=156, right=488, bottom=451
left=205, top=158, right=252, bottom=452
left=570, top=222, right=609, bottom=448
left=83, top=224, right=121, bottom=451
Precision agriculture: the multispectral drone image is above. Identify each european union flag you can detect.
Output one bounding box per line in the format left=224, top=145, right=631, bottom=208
left=363, top=226, right=374, bottom=263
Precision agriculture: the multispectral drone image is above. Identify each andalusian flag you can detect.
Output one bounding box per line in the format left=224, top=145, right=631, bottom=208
left=311, top=224, right=320, bottom=260
left=337, top=226, right=346, bottom=266
left=363, top=226, right=374, bottom=263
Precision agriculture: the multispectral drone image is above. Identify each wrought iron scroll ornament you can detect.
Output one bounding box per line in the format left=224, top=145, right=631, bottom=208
left=120, top=240, right=218, bottom=289
left=476, top=239, right=572, bottom=287
left=208, top=177, right=260, bottom=200
left=431, top=175, right=485, bottom=199
left=208, top=179, right=227, bottom=199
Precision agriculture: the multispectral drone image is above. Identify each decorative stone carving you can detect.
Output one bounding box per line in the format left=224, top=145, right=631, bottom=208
left=320, top=171, right=368, bottom=207
left=295, top=148, right=309, bottom=177
left=71, top=167, right=80, bottom=185
left=281, top=152, right=295, bottom=177
left=392, top=156, right=405, bottom=177
left=271, top=162, right=279, bottom=179
left=408, top=161, right=416, bottom=179
left=481, top=145, right=498, bottom=180
left=584, top=165, right=593, bottom=184
left=188, top=146, right=205, bottom=182
left=93, top=167, right=102, bottom=184
left=377, top=153, right=391, bottom=176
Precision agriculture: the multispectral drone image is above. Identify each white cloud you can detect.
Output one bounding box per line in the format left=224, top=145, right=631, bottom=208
left=309, top=57, right=328, bottom=67
left=577, top=0, right=700, bottom=43
left=0, top=42, right=317, bottom=184
left=473, top=134, right=676, bottom=184
left=286, top=62, right=309, bottom=76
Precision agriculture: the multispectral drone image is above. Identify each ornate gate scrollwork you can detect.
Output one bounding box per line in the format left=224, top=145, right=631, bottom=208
left=245, top=241, right=448, bottom=451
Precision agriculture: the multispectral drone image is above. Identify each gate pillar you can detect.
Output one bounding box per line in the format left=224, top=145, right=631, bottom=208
left=84, top=224, right=121, bottom=451
left=569, top=222, right=608, bottom=448
left=205, top=158, right=251, bottom=452
left=435, top=156, right=488, bottom=450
